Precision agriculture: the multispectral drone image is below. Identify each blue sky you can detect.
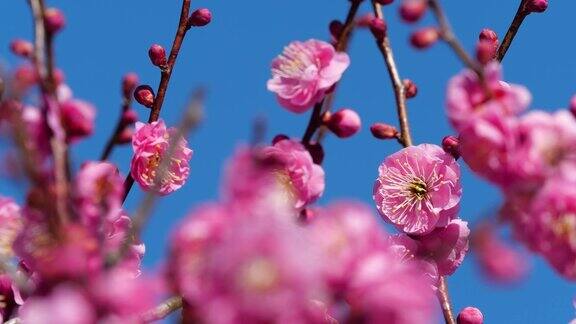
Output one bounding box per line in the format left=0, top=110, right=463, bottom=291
left=1, top=1, right=575, bottom=323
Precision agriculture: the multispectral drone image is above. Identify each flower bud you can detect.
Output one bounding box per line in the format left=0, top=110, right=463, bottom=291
left=399, top=0, right=427, bottom=23
left=370, top=123, right=398, bottom=140
left=10, top=39, right=33, bottom=58
left=122, top=73, right=139, bottom=98
left=44, top=8, right=65, bottom=34
left=403, top=79, right=417, bottom=98
left=272, top=134, right=289, bottom=145
left=356, top=13, right=375, bottom=28
left=457, top=307, right=484, bottom=324
left=476, top=40, right=496, bottom=65
left=327, top=108, right=361, bottom=138
left=121, top=109, right=138, bottom=125
left=148, top=44, right=167, bottom=67
left=369, top=18, right=388, bottom=41
left=329, top=20, right=343, bottom=39
left=410, top=27, right=439, bottom=49
left=525, top=0, right=548, bottom=13
left=304, top=141, right=324, bottom=164
left=116, top=127, right=133, bottom=144
left=442, top=135, right=460, bottom=159
left=188, top=8, right=212, bottom=27
left=134, top=85, right=155, bottom=108
left=479, top=28, right=498, bottom=44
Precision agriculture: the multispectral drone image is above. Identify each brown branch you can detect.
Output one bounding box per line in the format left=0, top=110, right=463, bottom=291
left=300, top=0, right=361, bottom=145
left=371, top=2, right=413, bottom=147
left=141, top=296, right=183, bottom=322
left=100, top=94, right=133, bottom=161
left=497, top=0, right=529, bottom=62
left=123, top=0, right=192, bottom=201
left=428, top=0, right=483, bottom=78
left=438, top=277, right=456, bottom=324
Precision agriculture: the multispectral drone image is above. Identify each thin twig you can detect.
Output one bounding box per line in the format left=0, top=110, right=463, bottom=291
left=371, top=2, right=412, bottom=147
left=497, top=0, right=529, bottom=62
left=438, top=277, right=456, bottom=324
left=300, top=0, right=362, bottom=146
left=100, top=93, right=133, bottom=161
left=141, top=296, right=183, bottom=322
left=123, top=0, right=193, bottom=201
left=428, top=0, right=483, bottom=78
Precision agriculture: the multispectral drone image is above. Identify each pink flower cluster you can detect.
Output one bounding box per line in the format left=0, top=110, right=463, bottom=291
left=448, top=63, right=576, bottom=280
left=168, top=147, right=437, bottom=323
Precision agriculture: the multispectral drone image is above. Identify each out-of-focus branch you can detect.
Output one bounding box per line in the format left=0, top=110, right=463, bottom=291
left=371, top=2, right=413, bottom=147
left=438, top=277, right=456, bottom=324
left=141, top=296, right=183, bottom=322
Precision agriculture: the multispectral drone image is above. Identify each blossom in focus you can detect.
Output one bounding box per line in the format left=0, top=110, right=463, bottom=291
left=130, top=120, right=193, bottom=195
left=267, top=39, right=350, bottom=113
left=0, top=196, right=22, bottom=258
left=261, top=138, right=325, bottom=209
left=373, top=144, right=462, bottom=235
left=446, top=63, right=530, bottom=132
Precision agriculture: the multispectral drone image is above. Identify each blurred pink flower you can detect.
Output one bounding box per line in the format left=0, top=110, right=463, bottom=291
left=267, top=39, right=350, bottom=113
left=0, top=274, right=23, bottom=322
left=373, top=144, right=462, bottom=235
left=130, top=120, right=193, bottom=195
left=59, top=99, right=96, bottom=142
left=19, top=285, right=96, bottom=324
left=0, top=196, right=22, bottom=259
left=261, top=139, right=325, bottom=209
left=446, top=62, right=530, bottom=132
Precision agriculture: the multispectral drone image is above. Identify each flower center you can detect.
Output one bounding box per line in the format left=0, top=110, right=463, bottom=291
left=407, top=178, right=428, bottom=200
left=238, top=258, right=279, bottom=293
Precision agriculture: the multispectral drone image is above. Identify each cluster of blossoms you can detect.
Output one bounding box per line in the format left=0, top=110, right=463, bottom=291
left=446, top=62, right=576, bottom=280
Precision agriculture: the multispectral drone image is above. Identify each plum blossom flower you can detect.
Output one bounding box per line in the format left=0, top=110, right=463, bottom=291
left=261, top=139, right=325, bottom=209
left=446, top=62, right=530, bottom=132
left=130, top=120, right=193, bottom=195
left=267, top=39, right=350, bottom=113
left=373, top=144, right=462, bottom=235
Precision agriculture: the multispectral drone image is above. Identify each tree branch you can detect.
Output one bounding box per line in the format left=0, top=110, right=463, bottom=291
left=497, top=0, right=529, bottom=62
left=141, top=296, right=183, bottom=322
left=438, top=277, right=456, bottom=324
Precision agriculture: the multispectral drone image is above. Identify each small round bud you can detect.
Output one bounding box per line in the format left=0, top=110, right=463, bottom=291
left=10, top=39, right=33, bottom=58
left=356, top=13, right=375, bottom=28
left=329, top=20, right=343, bottom=39
left=410, top=27, right=439, bottom=49
left=148, top=44, right=167, bottom=67
left=327, top=108, right=361, bottom=138
left=476, top=40, right=496, bottom=65
left=399, top=0, right=427, bottom=23
left=188, top=8, right=212, bottom=27
left=116, top=127, right=133, bottom=144
left=122, top=73, right=139, bottom=98
left=121, top=109, right=139, bottom=125
left=370, top=123, right=398, bottom=140
left=272, top=134, right=289, bottom=145
left=374, top=0, right=394, bottom=5
left=525, top=0, right=548, bottom=13
left=369, top=18, right=388, bottom=41
left=479, top=28, right=498, bottom=43
left=457, top=307, right=484, bottom=324
left=134, top=85, right=155, bottom=108
left=403, top=79, right=418, bottom=99
left=569, top=95, right=576, bottom=118
left=304, top=141, right=324, bottom=165
left=442, top=135, right=460, bottom=159
left=44, top=8, right=66, bottom=34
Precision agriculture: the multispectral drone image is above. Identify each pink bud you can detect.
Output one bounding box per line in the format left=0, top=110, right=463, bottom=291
left=272, top=134, right=289, bottom=145
left=410, top=27, right=439, bottom=49
left=116, top=127, right=133, bottom=144
left=44, top=8, right=66, bottom=34
left=148, top=44, right=167, bottom=67
left=327, top=108, right=361, bottom=138
left=370, top=123, right=398, bottom=140
left=121, top=109, right=138, bottom=125
left=356, top=13, right=375, bottom=28
left=403, top=79, right=417, bottom=98
left=329, top=20, right=343, bottom=39
left=134, top=85, right=155, bottom=108
left=374, top=0, right=394, bottom=5
left=10, top=39, right=33, bottom=58
left=476, top=40, right=496, bottom=65
left=369, top=18, right=388, bottom=41
left=457, top=307, right=484, bottom=324
left=188, top=8, right=212, bottom=27
left=442, top=135, right=460, bottom=159
left=60, top=100, right=96, bottom=142
left=304, top=141, right=324, bottom=164
left=525, top=0, right=548, bottom=13
left=399, top=0, right=427, bottom=23
left=569, top=95, right=576, bottom=118
left=122, top=73, right=139, bottom=97
left=479, top=28, right=498, bottom=44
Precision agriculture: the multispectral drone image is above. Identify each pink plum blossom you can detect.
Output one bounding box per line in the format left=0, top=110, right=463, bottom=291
left=373, top=144, right=462, bottom=235
left=261, top=138, right=325, bottom=209
left=267, top=39, right=350, bottom=113
left=19, top=285, right=96, bottom=324
left=130, top=120, right=193, bottom=195
left=446, top=62, right=530, bottom=132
